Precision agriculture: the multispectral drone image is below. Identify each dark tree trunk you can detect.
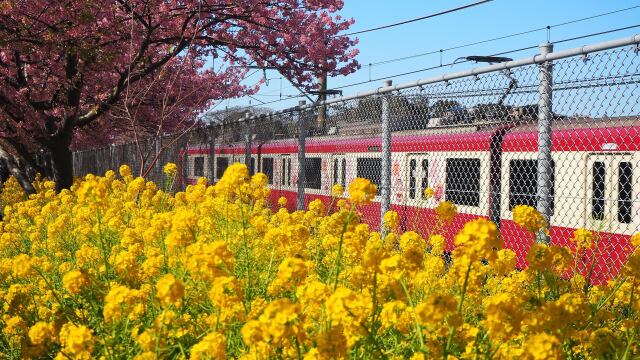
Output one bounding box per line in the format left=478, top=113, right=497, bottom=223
left=49, top=135, right=74, bottom=192
left=0, top=154, right=36, bottom=195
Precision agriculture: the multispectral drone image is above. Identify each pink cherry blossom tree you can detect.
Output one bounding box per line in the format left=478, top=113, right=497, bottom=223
left=0, top=0, right=358, bottom=191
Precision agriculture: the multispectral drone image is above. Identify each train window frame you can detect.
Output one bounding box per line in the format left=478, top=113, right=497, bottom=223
left=281, top=157, right=286, bottom=186
left=280, top=155, right=292, bottom=187
left=587, top=154, right=636, bottom=228
left=193, top=156, right=205, bottom=178
left=304, top=157, right=322, bottom=190
left=445, top=158, right=481, bottom=207
left=618, top=162, right=633, bottom=224
left=356, top=156, right=382, bottom=195
left=508, top=159, right=555, bottom=213
left=215, top=157, right=229, bottom=180
left=408, top=158, right=417, bottom=200
left=406, top=154, right=429, bottom=202
left=341, top=158, right=346, bottom=187
left=331, top=155, right=347, bottom=189
left=421, top=159, right=429, bottom=199
left=592, top=161, right=606, bottom=220
left=262, top=157, right=274, bottom=185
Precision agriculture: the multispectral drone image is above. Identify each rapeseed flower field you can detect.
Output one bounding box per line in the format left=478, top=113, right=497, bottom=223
left=0, top=163, right=639, bottom=359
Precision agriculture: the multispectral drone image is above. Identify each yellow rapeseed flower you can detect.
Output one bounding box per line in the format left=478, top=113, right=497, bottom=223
left=155, top=274, right=185, bottom=308
left=512, top=205, right=547, bottom=233
left=331, top=184, right=344, bottom=197
left=435, top=201, right=457, bottom=223
left=573, top=228, right=594, bottom=250
left=383, top=210, right=399, bottom=230
left=348, top=178, right=377, bottom=206
left=522, top=333, right=562, bottom=360
left=62, top=270, right=88, bottom=295
left=28, top=321, right=54, bottom=345
left=190, top=332, right=226, bottom=360
left=454, top=218, right=502, bottom=262
left=163, top=162, right=178, bottom=177
left=119, top=164, right=132, bottom=177
left=429, top=234, right=446, bottom=256
left=58, top=323, right=95, bottom=359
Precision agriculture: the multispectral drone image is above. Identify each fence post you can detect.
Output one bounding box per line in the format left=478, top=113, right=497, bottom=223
left=244, top=112, right=252, bottom=173
left=380, top=80, right=393, bottom=233
left=182, top=146, right=189, bottom=191
left=297, top=100, right=307, bottom=211
left=536, top=43, right=554, bottom=244
left=208, top=124, right=216, bottom=182
left=109, top=144, right=115, bottom=172
left=155, top=135, right=161, bottom=181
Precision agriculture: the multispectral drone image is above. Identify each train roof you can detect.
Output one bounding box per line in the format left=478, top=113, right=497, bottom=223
left=187, top=116, right=640, bottom=154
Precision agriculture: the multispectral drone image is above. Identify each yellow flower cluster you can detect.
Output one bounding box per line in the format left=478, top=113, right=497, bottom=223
left=383, top=210, right=399, bottom=230
left=435, top=200, right=457, bottom=223
left=347, top=177, right=377, bottom=205
left=513, top=204, right=547, bottom=233
left=573, top=227, right=594, bottom=250
left=331, top=184, right=344, bottom=197
left=163, top=162, right=178, bottom=177
left=0, top=163, right=639, bottom=359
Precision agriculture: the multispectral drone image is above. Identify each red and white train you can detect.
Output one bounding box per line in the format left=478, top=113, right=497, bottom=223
left=183, top=118, right=640, bottom=282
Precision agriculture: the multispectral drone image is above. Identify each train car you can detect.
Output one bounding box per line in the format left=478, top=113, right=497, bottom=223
left=183, top=118, right=640, bottom=282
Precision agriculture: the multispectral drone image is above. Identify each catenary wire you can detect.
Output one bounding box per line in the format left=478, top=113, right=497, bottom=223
left=335, top=0, right=493, bottom=37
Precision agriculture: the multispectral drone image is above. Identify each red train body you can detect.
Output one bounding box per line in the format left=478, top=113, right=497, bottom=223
left=184, top=119, right=640, bottom=283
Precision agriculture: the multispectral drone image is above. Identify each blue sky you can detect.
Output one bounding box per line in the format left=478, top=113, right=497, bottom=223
left=220, top=0, right=640, bottom=112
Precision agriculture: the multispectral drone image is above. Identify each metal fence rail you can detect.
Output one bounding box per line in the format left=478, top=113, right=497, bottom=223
left=74, top=35, right=640, bottom=282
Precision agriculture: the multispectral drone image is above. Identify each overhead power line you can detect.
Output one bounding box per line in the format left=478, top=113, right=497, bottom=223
left=554, top=23, right=640, bottom=45
left=336, top=0, right=494, bottom=37
left=233, top=21, right=640, bottom=111
left=255, top=4, right=640, bottom=97
left=368, top=4, right=640, bottom=67
left=333, top=23, right=640, bottom=90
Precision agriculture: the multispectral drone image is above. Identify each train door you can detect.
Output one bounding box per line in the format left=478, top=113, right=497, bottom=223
left=260, top=155, right=276, bottom=186
left=405, top=154, right=429, bottom=206
left=402, top=154, right=429, bottom=231
left=278, top=155, right=292, bottom=204
left=586, top=154, right=637, bottom=235
left=331, top=154, right=347, bottom=189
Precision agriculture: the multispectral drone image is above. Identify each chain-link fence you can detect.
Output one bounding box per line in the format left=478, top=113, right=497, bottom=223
left=74, top=35, right=640, bottom=282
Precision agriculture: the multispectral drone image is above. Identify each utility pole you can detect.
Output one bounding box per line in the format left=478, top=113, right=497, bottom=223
left=296, top=100, right=307, bottom=210
left=536, top=43, right=554, bottom=244
left=316, top=73, right=327, bottom=131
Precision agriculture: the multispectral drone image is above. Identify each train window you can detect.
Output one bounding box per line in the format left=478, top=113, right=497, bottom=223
left=262, top=158, right=274, bottom=185
left=333, top=159, right=339, bottom=185
left=446, top=158, right=480, bottom=207
left=193, top=157, right=205, bottom=177
left=592, top=162, right=606, bottom=220
left=215, top=157, right=229, bottom=180
left=357, top=157, right=381, bottom=193
left=304, top=157, right=322, bottom=189
left=421, top=159, right=429, bottom=199
left=509, top=159, right=555, bottom=212
left=281, top=159, right=286, bottom=186
left=341, top=159, right=346, bottom=187
left=618, top=162, right=633, bottom=224
left=409, top=159, right=417, bottom=199
left=281, top=157, right=292, bottom=186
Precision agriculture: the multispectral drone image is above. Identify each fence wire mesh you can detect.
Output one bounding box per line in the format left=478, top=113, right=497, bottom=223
left=73, top=38, right=640, bottom=282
